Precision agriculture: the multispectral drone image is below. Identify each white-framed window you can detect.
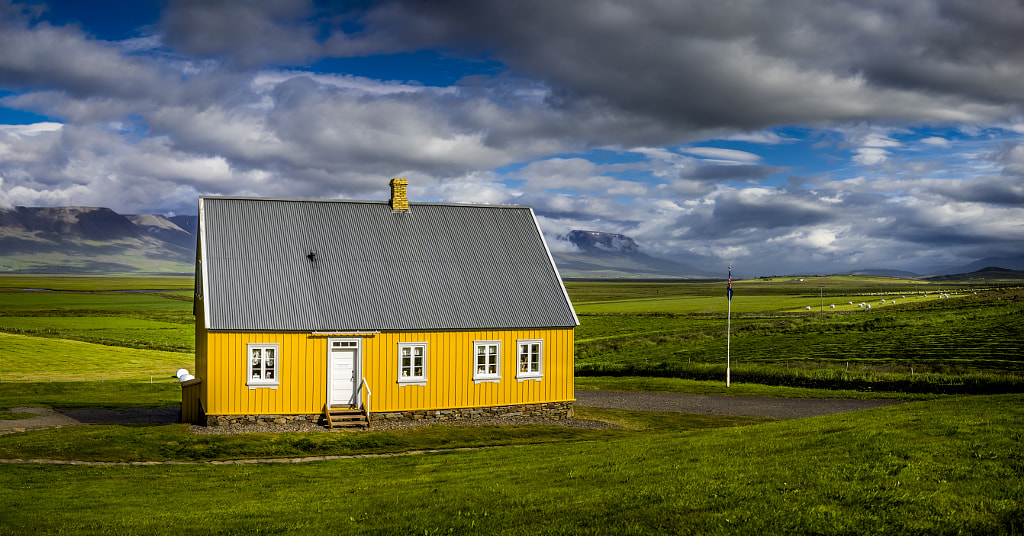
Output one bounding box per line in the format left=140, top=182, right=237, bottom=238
left=473, top=340, right=502, bottom=383
left=397, top=342, right=427, bottom=386
left=516, top=339, right=543, bottom=381
left=247, top=343, right=280, bottom=389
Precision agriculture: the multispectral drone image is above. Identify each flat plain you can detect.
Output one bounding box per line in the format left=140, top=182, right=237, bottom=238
left=0, top=274, right=1021, bottom=534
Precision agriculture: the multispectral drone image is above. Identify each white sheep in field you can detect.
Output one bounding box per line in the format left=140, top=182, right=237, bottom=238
left=830, top=304, right=835, bottom=309
left=806, top=306, right=811, bottom=310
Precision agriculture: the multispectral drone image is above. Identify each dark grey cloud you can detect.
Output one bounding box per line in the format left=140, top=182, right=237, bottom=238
left=922, top=176, right=1024, bottom=206
left=159, top=0, right=321, bottom=67
left=351, top=0, right=1024, bottom=132
left=681, top=164, right=789, bottom=182
left=681, top=191, right=837, bottom=239
left=0, top=10, right=167, bottom=100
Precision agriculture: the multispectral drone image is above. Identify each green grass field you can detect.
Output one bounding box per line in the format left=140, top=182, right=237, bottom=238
left=0, top=333, right=192, bottom=382
left=571, top=281, right=1024, bottom=392
left=1, top=275, right=1023, bottom=534
left=0, top=275, right=195, bottom=359
left=0, top=394, right=1020, bottom=534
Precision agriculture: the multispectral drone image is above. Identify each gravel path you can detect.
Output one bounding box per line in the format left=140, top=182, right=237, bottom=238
left=575, top=390, right=905, bottom=420
left=0, top=406, right=181, bottom=435
left=1, top=391, right=903, bottom=435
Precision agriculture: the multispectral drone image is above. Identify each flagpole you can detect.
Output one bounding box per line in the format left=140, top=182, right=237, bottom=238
left=727, top=264, right=732, bottom=387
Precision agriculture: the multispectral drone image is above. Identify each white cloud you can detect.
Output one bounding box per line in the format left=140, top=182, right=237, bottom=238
left=920, top=136, right=951, bottom=147
left=861, top=133, right=902, bottom=148
left=716, top=131, right=792, bottom=144
left=853, top=147, right=891, bottom=165
left=0, top=122, right=63, bottom=136
left=681, top=147, right=762, bottom=163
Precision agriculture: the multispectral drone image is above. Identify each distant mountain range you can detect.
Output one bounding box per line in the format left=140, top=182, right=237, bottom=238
left=551, top=230, right=715, bottom=279
left=0, top=206, right=195, bottom=274
left=923, top=266, right=1024, bottom=281
left=0, top=206, right=1020, bottom=280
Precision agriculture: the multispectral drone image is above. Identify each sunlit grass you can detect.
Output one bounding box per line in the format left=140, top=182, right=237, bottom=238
left=0, top=274, right=193, bottom=292
left=0, top=394, right=1020, bottom=535
left=0, top=332, right=191, bottom=382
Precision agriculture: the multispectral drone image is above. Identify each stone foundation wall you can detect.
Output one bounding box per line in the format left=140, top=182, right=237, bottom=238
left=370, top=401, right=574, bottom=422
left=201, top=401, right=574, bottom=427
left=203, top=413, right=321, bottom=427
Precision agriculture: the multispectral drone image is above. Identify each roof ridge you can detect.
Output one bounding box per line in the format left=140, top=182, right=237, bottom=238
left=199, top=195, right=532, bottom=209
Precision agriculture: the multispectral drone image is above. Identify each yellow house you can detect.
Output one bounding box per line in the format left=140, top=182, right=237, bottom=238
left=185, top=179, right=579, bottom=427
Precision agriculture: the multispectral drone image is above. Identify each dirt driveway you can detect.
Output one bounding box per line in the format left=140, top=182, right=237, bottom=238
left=575, top=390, right=905, bottom=420
left=0, top=407, right=180, bottom=434
left=1, top=391, right=904, bottom=434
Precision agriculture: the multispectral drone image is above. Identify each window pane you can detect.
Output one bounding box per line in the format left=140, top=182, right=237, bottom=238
left=414, top=367, right=422, bottom=376
left=414, top=347, right=423, bottom=357
left=488, top=364, right=497, bottom=374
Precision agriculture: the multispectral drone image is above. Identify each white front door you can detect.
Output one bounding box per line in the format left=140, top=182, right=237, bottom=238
left=328, top=339, right=359, bottom=407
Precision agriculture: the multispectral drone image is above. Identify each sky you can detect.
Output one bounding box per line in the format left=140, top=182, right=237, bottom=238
left=1, top=0, right=1023, bottom=276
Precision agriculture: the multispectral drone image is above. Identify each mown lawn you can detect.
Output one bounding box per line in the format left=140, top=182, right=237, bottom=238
left=0, top=394, right=1021, bottom=535
left=0, top=332, right=192, bottom=382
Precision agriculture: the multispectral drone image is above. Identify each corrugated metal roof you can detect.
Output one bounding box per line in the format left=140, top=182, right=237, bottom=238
left=199, top=196, right=579, bottom=332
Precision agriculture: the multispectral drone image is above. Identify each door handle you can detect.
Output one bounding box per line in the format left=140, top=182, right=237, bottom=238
left=351, top=370, right=355, bottom=381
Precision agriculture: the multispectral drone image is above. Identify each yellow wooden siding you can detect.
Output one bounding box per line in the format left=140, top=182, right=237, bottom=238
left=198, top=327, right=574, bottom=416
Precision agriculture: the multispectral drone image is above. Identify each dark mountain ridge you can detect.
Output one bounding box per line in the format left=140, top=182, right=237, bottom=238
left=553, top=230, right=715, bottom=278
left=1, top=206, right=1018, bottom=279
left=0, top=205, right=195, bottom=274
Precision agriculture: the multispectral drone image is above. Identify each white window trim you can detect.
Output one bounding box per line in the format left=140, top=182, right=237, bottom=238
left=397, top=342, right=428, bottom=386
left=472, top=340, right=502, bottom=383
left=516, top=339, right=543, bottom=381
left=246, top=343, right=280, bottom=389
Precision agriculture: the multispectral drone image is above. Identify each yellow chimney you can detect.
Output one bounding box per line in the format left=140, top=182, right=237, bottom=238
left=390, top=178, right=409, bottom=212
